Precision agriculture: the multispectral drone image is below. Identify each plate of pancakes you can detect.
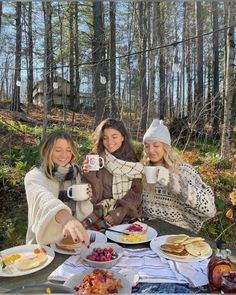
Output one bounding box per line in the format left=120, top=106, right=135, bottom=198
left=50, top=230, right=107, bottom=255
left=0, top=244, right=55, bottom=277
left=150, top=234, right=212, bottom=262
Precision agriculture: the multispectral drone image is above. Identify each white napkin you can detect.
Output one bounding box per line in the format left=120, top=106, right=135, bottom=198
left=48, top=248, right=209, bottom=287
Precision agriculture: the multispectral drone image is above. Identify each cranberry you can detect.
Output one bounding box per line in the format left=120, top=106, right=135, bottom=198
left=86, top=247, right=118, bottom=262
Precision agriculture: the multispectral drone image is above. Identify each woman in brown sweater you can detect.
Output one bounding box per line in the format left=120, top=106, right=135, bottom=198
left=82, top=118, right=143, bottom=229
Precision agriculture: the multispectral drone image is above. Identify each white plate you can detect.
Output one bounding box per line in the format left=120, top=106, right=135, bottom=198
left=150, top=235, right=213, bottom=263
left=50, top=230, right=107, bottom=255
left=105, top=224, right=158, bottom=244
left=64, top=268, right=132, bottom=293
left=0, top=244, right=55, bottom=277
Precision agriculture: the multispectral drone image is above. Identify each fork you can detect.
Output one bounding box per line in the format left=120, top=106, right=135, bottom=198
left=0, top=252, right=7, bottom=272
left=89, top=232, right=96, bottom=244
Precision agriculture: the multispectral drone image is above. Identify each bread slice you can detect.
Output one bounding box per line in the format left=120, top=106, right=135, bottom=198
left=125, top=221, right=148, bottom=235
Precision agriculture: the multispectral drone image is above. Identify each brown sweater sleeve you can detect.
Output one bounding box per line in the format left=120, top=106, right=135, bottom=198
left=82, top=171, right=104, bottom=204
left=108, top=178, right=143, bottom=225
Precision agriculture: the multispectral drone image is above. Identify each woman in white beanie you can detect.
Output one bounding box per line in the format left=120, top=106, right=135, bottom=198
left=142, top=119, right=216, bottom=233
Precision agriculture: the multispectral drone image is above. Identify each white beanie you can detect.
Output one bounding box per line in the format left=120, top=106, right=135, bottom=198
left=143, top=119, right=171, bottom=145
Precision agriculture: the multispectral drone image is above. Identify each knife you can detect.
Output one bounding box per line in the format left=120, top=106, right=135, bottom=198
left=103, top=228, right=130, bottom=235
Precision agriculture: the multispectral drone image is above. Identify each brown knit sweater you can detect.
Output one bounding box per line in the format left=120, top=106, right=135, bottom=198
left=83, top=168, right=142, bottom=225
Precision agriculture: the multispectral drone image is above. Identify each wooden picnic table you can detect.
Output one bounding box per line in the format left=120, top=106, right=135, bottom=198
left=0, top=218, right=234, bottom=292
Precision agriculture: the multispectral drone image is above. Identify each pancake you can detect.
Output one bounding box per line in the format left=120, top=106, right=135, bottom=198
left=166, top=234, right=189, bottom=244
left=185, top=241, right=211, bottom=256
left=14, top=253, right=48, bottom=270
left=164, top=249, right=191, bottom=259
left=56, top=235, right=82, bottom=252
left=160, top=243, right=185, bottom=254
left=181, top=237, right=205, bottom=245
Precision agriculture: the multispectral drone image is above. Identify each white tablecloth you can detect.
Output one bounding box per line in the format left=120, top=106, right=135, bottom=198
left=48, top=248, right=209, bottom=288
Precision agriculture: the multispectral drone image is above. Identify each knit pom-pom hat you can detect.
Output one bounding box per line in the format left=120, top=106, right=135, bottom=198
left=143, top=119, right=171, bottom=146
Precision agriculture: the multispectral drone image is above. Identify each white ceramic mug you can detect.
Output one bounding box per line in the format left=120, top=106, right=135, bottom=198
left=86, top=155, right=104, bottom=171
left=156, top=166, right=169, bottom=186
left=67, top=183, right=89, bottom=201
left=143, top=166, right=157, bottom=184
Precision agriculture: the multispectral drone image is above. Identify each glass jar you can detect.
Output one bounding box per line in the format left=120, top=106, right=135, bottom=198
left=220, top=271, right=236, bottom=293
left=208, top=240, right=235, bottom=292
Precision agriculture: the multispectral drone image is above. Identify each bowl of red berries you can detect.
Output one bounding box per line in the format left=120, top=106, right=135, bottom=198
left=80, top=242, right=124, bottom=269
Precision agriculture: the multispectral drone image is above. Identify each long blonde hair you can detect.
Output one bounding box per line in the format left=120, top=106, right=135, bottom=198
left=40, top=130, right=77, bottom=179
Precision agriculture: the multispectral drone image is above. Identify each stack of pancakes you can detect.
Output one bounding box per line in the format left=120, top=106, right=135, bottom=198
left=56, top=235, right=82, bottom=252
left=160, top=234, right=211, bottom=258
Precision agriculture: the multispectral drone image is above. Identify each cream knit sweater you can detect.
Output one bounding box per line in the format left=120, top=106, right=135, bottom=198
left=24, top=167, right=92, bottom=245
left=142, top=162, right=216, bottom=233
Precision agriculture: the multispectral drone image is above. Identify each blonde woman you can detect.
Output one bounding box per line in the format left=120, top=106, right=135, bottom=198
left=24, top=130, right=89, bottom=246
left=142, top=119, right=216, bottom=233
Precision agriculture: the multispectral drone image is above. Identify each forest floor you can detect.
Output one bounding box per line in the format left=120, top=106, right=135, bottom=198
left=0, top=102, right=236, bottom=250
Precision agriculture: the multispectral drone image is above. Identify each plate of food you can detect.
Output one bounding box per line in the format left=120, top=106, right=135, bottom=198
left=150, top=234, right=212, bottom=262
left=50, top=230, right=107, bottom=255
left=64, top=268, right=132, bottom=294
left=0, top=244, right=55, bottom=277
left=105, top=222, right=158, bottom=244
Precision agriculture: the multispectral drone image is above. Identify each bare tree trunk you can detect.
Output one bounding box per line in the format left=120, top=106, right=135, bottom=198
left=195, top=1, right=204, bottom=129
left=42, top=1, right=53, bottom=116
left=0, top=2, right=2, bottom=34
left=212, top=1, right=220, bottom=137
left=221, top=2, right=235, bottom=158
left=69, top=4, right=75, bottom=115
left=207, top=53, right=211, bottom=124
left=157, top=3, right=166, bottom=119
left=11, top=2, right=22, bottom=112
left=92, top=2, right=107, bottom=124
left=57, top=4, right=66, bottom=124
left=27, top=2, right=33, bottom=105
left=42, top=2, right=53, bottom=137
left=109, top=2, right=117, bottom=118
left=74, top=3, right=80, bottom=112
left=185, top=3, right=192, bottom=119
left=148, top=2, right=157, bottom=126
left=139, top=2, right=147, bottom=132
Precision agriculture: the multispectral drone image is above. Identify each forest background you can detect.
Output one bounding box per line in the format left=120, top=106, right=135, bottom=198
left=0, top=0, right=235, bottom=251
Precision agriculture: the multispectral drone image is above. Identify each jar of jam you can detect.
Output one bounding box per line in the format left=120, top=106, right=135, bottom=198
left=220, top=271, right=236, bottom=293
left=208, top=240, right=235, bottom=292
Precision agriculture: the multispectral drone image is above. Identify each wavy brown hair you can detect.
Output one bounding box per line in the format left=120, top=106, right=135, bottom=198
left=40, top=130, right=77, bottom=179
left=92, top=118, right=139, bottom=161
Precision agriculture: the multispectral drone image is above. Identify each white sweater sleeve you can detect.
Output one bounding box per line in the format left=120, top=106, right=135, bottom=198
left=25, top=168, right=72, bottom=245
left=168, top=163, right=216, bottom=219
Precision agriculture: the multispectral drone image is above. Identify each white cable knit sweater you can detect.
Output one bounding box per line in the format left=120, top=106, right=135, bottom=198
left=24, top=167, right=92, bottom=245
left=142, top=162, right=216, bottom=233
